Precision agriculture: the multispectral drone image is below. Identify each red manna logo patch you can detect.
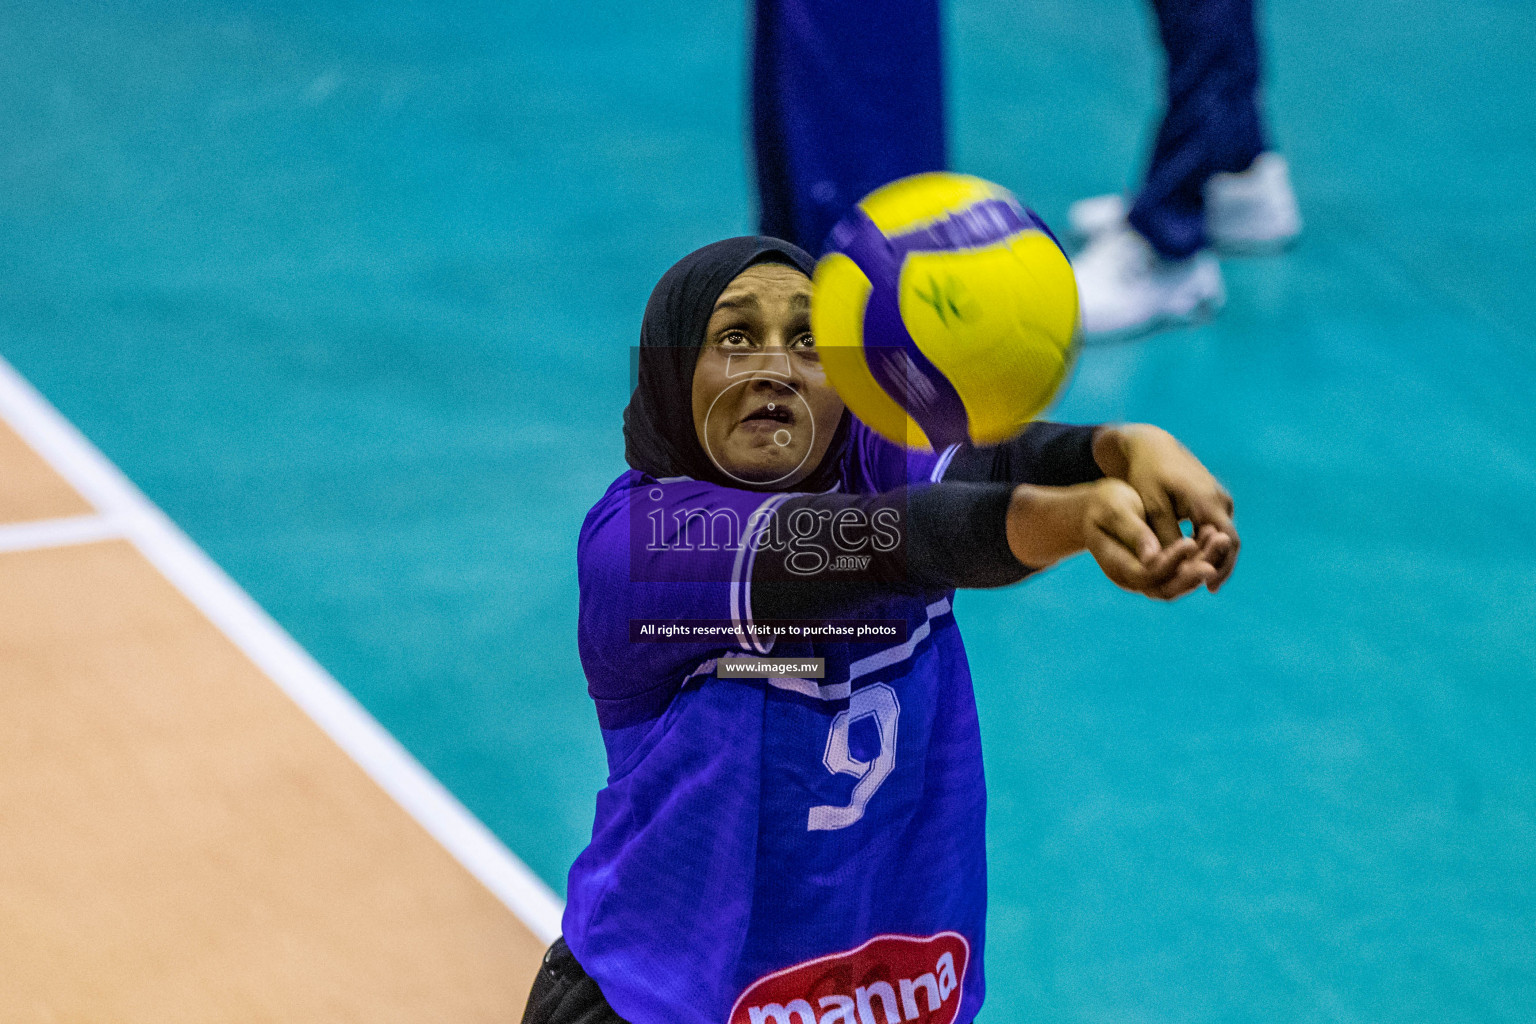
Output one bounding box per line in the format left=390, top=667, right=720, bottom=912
left=729, top=932, right=969, bottom=1024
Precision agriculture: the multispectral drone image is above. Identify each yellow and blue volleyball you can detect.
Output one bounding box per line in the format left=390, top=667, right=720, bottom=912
left=812, top=173, right=1080, bottom=452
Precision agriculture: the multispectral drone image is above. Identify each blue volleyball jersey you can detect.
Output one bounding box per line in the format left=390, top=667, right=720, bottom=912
left=565, top=422, right=985, bottom=1024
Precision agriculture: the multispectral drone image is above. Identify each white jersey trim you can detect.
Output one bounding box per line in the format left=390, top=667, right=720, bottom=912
left=849, top=596, right=953, bottom=682
left=929, top=443, right=962, bottom=483
left=731, top=492, right=791, bottom=655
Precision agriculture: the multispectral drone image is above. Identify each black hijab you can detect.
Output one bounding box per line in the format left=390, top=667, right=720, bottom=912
left=623, top=236, right=852, bottom=491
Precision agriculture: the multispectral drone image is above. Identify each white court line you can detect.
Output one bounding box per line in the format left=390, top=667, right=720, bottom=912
left=0, top=356, right=564, bottom=944
left=0, top=513, right=123, bottom=554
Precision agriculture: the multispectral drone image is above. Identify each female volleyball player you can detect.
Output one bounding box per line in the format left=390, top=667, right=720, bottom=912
left=523, top=237, right=1237, bottom=1024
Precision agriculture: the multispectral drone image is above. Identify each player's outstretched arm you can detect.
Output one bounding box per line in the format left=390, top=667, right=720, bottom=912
left=753, top=422, right=1238, bottom=620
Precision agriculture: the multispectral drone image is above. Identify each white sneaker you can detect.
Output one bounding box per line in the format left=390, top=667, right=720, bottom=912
left=1073, top=226, right=1226, bottom=339
left=1204, top=152, right=1302, bottom=254
left=1065, top=192, right=1129, bottom=243
left=1066, top=152, right=1302, bottom=254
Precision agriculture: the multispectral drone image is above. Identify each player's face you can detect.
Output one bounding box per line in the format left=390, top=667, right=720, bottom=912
left=692, top=263, right=845, bottom=487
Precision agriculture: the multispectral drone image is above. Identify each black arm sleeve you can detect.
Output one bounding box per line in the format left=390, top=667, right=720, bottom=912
left=752, top=482, right=1025, bottom=622
left=943, top=421, right=1105, bottom=486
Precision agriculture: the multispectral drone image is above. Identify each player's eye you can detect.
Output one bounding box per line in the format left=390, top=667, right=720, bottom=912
left=718, top=330, right=752, bottom=347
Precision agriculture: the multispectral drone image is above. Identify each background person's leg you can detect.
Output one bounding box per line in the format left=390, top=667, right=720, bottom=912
left=752, top=0, right=947, bottom=253
left=1127, top=0, right=1266, bottom=260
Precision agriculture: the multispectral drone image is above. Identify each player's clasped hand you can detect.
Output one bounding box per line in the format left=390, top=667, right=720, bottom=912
left=1004, top=423, right=1238, bottom=602
left=1092, top=423, right=1239, bottom=594
left=1079, top=477, right=1230, bottom=601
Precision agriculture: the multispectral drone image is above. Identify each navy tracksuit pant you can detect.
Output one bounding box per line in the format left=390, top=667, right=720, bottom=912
left=753, top=0, right=1267, bottom=261
left=1127, top=0, right=1267, bottom=257
left=751, top=0, right=947, bottom=255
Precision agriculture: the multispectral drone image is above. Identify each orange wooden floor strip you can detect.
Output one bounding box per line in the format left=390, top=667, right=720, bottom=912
left=0, top=419, right=547, bottom=1020
left=0, top=539, right=546, bottom=1020
left=0, top=421, right=93, bottom=524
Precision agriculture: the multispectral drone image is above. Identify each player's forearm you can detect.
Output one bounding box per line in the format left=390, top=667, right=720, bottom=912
left=942, top=421, right=1105, bottom=487
left=1004, top=483, right=1094, bottom=570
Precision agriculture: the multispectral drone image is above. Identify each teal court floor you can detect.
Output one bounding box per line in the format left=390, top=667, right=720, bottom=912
left=2, top=0, right=1533, bottom=1019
